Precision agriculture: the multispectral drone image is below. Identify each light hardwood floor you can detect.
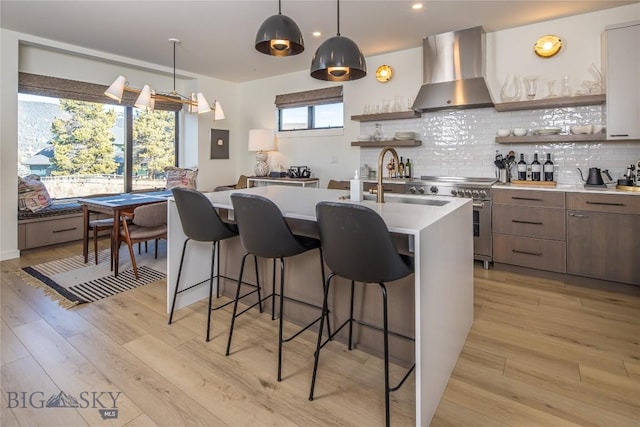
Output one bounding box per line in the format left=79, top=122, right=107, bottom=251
left=1, top=240, right=639, bottom=426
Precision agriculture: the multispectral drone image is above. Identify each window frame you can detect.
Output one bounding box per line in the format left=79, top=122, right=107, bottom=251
left=18, top=73, right=179, bottom=196
left=275, top=86, right=343, bottom=132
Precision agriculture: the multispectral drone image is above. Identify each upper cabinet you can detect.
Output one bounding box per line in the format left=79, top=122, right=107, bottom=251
left=605, top=21, right=640, bottom=140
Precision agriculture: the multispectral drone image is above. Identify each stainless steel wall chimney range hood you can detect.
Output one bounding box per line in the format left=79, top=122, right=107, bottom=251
left=412, top=26, right=494, bottom=112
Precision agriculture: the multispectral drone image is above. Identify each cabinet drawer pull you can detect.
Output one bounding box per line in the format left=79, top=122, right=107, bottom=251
left=512, top=219, right=543, bottom=225
left=585, top=201, right=625, bottom=207
left=609, top=134, right=629, bottom=137
left=568, top=212, right=589, bottom=218
left=53, top=227, right=77, bottom=233
left=512, top=249, right=543, bottom=257
left=511, top=196, right=543, bottom=202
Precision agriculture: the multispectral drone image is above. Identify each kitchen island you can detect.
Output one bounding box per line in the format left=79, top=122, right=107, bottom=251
left=166, top=186, right=473, bottom=425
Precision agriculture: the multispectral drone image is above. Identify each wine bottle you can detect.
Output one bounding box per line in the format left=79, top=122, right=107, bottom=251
left=544, top=153, right=554, bottom=181
left=405, top=158, right=412, bottom=178
left=531, top=153, right=541, bottom=181
left=398, top=157, right=405, bottom=178
left=517, top=154, right=527, bottom=181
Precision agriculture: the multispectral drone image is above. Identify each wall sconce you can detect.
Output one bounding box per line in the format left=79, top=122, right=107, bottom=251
left=534, top=35, right=562, bottom=58
left=375, top=65, right=393, bottom=83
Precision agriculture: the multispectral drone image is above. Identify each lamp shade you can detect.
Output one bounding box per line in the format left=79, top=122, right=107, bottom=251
left=248, top=129, right=276, bottom=152
left=310, top=35, right=367, bottom=81
left=134, top=85, right=153, bottom=110
left=196, top=93, right=212, bottom=114
left=255, top=13, right=304, bottom=56
left=213, top=101, right=225, bottom=121
left=104, top=75, right=126, bottom=102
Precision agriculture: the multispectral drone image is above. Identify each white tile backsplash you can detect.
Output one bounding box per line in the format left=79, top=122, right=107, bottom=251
left=359, top=105, right=640, bottom=184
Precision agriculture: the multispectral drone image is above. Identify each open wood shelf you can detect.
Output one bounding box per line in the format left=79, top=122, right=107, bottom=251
left=351, top=139, right=422, bottom=147
left=494, top=94, right=605, bottom=112
left=495, top=134, right=605, bottom=144
left=350, top=111, right=421, bottom=122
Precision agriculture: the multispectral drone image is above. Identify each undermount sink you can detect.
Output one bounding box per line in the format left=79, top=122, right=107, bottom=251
left=362, top=193, right=450, bottom=206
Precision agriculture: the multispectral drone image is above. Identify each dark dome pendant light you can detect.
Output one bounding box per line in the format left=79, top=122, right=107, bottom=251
left=310, top=0, right=366, bottom=81
left=255, top=0, right=304, bottom=56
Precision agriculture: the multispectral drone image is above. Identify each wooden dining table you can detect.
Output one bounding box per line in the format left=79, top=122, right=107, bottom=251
left=77, top=190, right=172, bottom=275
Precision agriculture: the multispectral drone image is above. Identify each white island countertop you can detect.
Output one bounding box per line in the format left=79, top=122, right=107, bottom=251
left=203, top=185, right=472, bottom=235
left=167, top=185, right=473, bottom=426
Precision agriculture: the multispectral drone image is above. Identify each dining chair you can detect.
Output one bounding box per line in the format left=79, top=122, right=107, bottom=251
left=116, top=201, right=168, bottom=279
left=88, top=217, right=114, bottom=266
left=309, top=201, right=415, bottom=427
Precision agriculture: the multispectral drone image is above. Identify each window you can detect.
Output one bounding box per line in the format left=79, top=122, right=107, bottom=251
left=275, top=86, right=343, bottom=131
left=18, top=73, right=178, bottom=198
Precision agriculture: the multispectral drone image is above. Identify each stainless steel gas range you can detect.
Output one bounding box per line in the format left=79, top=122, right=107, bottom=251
left=406, top=176, right=497, bottom=269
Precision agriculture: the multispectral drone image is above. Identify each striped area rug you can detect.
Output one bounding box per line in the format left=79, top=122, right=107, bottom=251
left=19, top=245, right=166, bottom=308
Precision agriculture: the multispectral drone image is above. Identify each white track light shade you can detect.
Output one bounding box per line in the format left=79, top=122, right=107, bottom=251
left=104, top=75, right=126, bottom=102
left=213, top=101, right=225, bottom=121
left=196, top=93, right=212, bottom=114
left=134, top=85, right=153, bottom=110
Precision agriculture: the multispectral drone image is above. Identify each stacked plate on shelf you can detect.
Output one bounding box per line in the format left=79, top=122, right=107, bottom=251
left=394, top=131, right=415, bottom=140
left=533, top=127, right=562, bottom=135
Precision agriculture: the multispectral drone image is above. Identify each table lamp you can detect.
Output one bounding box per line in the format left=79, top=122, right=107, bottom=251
left=248, top=129, right=276, bottom=176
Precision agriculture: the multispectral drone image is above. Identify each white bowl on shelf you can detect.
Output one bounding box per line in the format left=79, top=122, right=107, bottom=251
left=496, top=129, right=511, bottom=137
left=513, top=128, right=528, bottom=136
left=570, top=125, right=593, bottom=134
left=357, top=134, right=371, bottom=141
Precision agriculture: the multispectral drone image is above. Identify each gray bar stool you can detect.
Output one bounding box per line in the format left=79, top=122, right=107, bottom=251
left=170, top=188, right=258, bottom=342
left=226, top=193, right=329, bottom=382
left=309, top=201, right=415, bottom=427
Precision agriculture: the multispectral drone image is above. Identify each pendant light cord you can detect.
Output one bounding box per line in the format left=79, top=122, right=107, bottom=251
left=172, top=41, right=176, bottom=94
left=336, top=0, right=341, bottom=36
left=278, top=0, right=282, bottom=15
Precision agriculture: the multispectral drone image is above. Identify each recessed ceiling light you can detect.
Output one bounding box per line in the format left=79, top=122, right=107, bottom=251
left=312, top=31, right=322, bottom=37
left=412, top=3, right=423, bottom=10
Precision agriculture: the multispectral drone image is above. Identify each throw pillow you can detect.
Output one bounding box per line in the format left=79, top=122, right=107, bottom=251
left=18, top=175, right=52, bottom=212
left=165, top=166, right=198, bottom=190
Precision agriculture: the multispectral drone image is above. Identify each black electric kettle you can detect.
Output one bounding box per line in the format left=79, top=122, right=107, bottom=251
left=577, top=167, right=612, bottom=186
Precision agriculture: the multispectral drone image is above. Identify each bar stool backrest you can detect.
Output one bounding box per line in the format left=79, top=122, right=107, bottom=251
left=230, top=193, right=307, bottom=259
left=172, top=187, right=237, bottom=242
left=315, top=201, right=413, bottom=284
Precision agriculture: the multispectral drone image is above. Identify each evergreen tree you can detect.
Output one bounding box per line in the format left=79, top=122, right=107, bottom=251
left=133, top=109, right=175, bottom=178
left=50, top=100, right=117, bottom=175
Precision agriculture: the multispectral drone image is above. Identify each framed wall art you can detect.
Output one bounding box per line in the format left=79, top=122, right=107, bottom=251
left=210, top=129, right=230, bottom=159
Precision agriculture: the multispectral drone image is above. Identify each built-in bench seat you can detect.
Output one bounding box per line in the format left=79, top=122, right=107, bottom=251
left=18, top=201, right=85, bottom=250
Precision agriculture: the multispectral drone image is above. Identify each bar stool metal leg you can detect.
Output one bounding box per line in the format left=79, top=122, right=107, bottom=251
left=206, top=241, right=217, bottom=342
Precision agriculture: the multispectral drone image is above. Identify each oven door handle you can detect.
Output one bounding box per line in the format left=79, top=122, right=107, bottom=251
left=472, top=202, right=486, bottom=208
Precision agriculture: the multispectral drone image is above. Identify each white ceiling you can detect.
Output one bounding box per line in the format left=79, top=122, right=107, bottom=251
left=2, top=1, right=638, bottom=83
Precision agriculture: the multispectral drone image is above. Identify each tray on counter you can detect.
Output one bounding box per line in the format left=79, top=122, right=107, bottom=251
left=509, top=180, right=557, bottom=188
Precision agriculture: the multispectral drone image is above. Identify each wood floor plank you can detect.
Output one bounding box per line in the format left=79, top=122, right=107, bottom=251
left=454, top=357, right=639, bottom=426
left=443, top=378, right=582, bottom=427
left=1, top=273, right=42, bottom=328
left=1, top=320, right=30, bottom=366
left=505, top=359, right=639, bottom=420
left=0, top=393, right=21, bottom=427
left=4, top=274, right=93, bottom=338
left=123, top=413, right=158, bottom=427
left=12, top=318, right=143, bottom=426
left=67, top=327, right=221, bottom=427
left=624, top=360, right=640, bottom=380
left=430, top=398, right=511, bottom=427
left=1, top=356, right=89, bottom=427
left=471, top=317, right=631, bottom=377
